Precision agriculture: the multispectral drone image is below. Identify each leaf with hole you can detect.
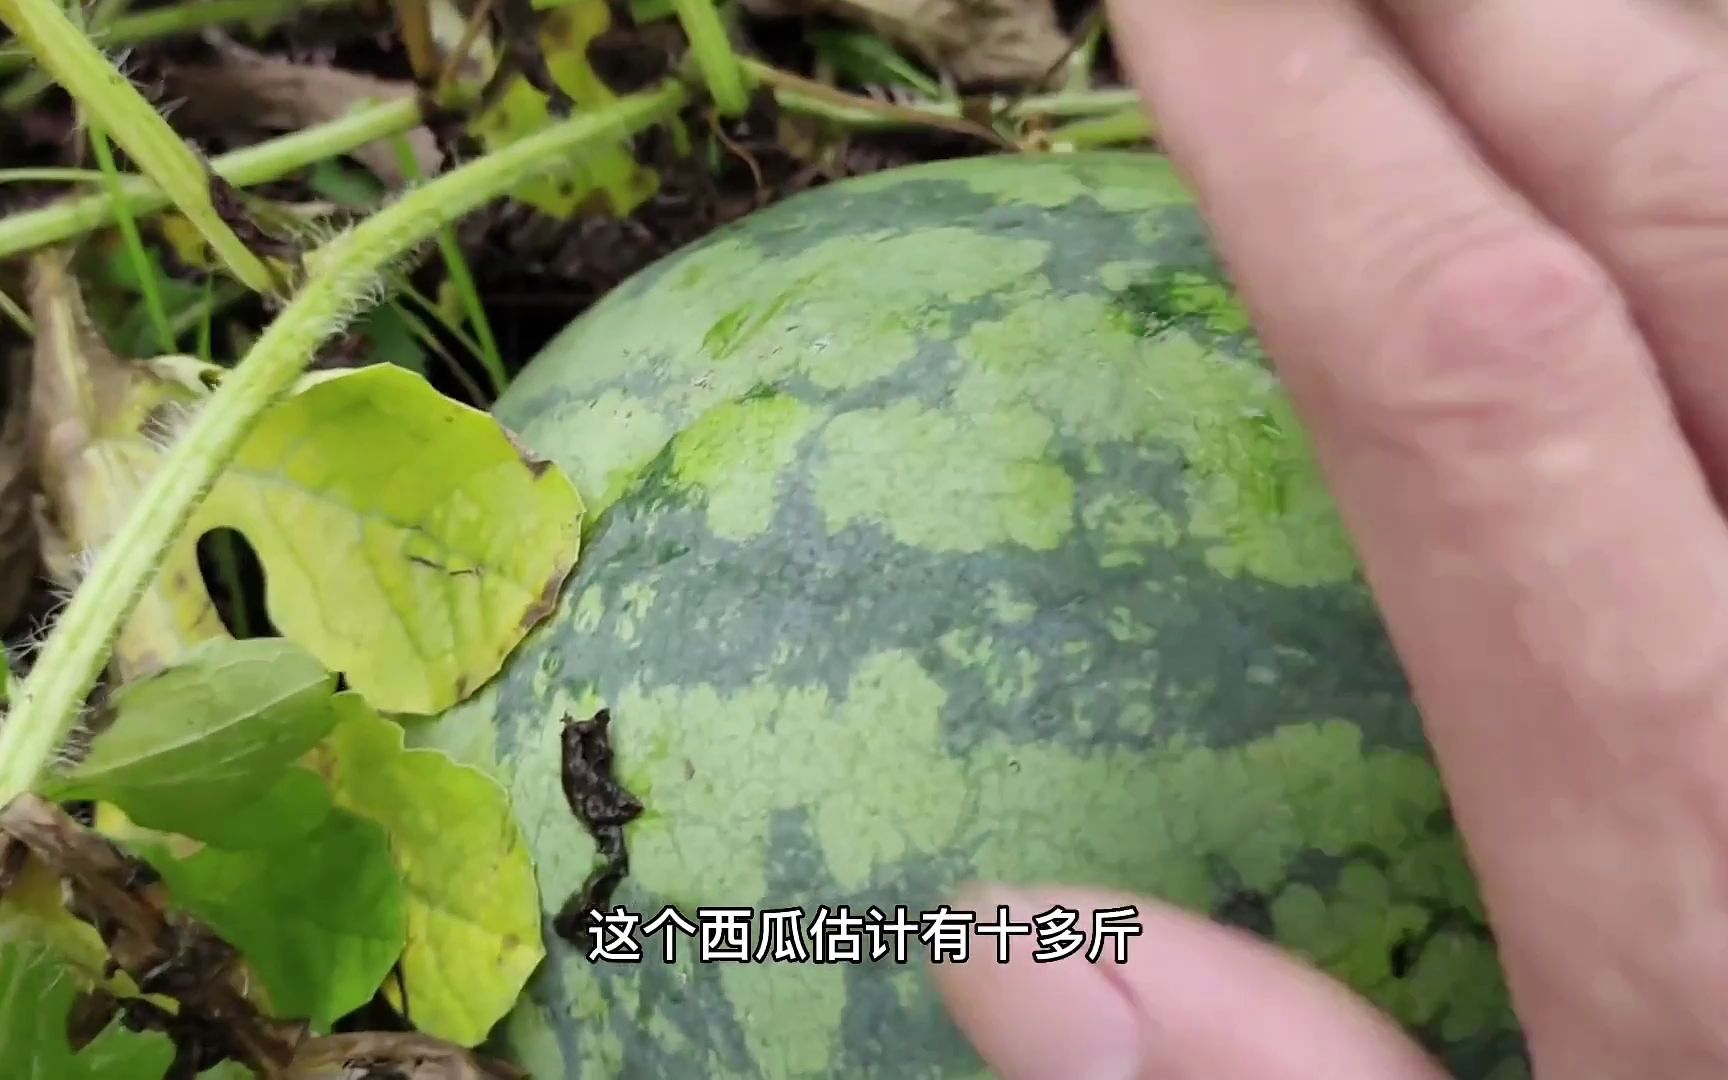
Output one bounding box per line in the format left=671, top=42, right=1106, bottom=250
left=28, top=258, right=583, bottom=715
left=182, top=363, right=583, bottom=714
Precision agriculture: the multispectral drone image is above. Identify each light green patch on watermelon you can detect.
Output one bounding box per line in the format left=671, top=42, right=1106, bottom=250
left=718, top=964, right=847, bottom=1075
left=1082, top=490, right=1182, bottom=568
left=567, top=587, right=607, bottom=635
left=1180, top=394, right=1356, bottom=587
left=1391, top=927, right=1511, bottom=1043
left=813, top=400, right=1074, bottom=553
left=937, top=629, right=1043, bottom=708
left=955, top=294, right=1352, bottom=586
left=1389, top=836, right=1486, bottom=919
left=938, top=152, right=1192, bottom=214
left=551, top=389, right=673, bottom=520
left=621, top=652, right=967, bottom=897
left=966, top=718, right=1505, bottom=1038
left=1272, top=864, right=1431, bottom=1008
left=1105, top=606, right=1158, bottom=647
left=982, top=582, right=1036, bottom=624
left=612, top=580, right=659, bottom=646
left=1099, top=260, right=1155, bottom=293
left=1102, top=264, right=1256, bottom=341
left=670, top=392, right=824, bottom=541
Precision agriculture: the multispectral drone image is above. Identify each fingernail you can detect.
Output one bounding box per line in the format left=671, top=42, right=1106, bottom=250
left=932, top=885, right=1156, bottom=1080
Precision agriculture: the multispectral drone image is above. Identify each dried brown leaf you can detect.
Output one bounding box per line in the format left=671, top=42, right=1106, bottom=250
left=0, top=798, right=524, bottom=1079
left=287, top=1033, right=527, bottom=1079
left=0, top=793, right=307, bottom=1075
left=24, top=251, right=228, bottom=684
left=158, top=44, right=439, bottom=187
left=744, top=0, right=1072, bottom=87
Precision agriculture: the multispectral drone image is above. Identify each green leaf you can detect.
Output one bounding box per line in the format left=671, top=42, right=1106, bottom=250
left=351, top=303, right=429, bottom=377
left=0, top=940, right=175, bottom=1080
left=182, top=364, right=582, bottom=715
left=303, top=159, right=386, bottom=208
left=808, top=28, right=944, bottom=96
left=44, top=637, right=341, bottom=844
left=627, top=0, right=676, bottom=21
left=307, top=692, right=543, bottom=1047
left=114, top=791, right=408, bottom=1031
left=83, top=243, right=208, bottom=359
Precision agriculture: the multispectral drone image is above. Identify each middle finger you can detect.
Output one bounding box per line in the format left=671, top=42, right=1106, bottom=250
left=1382, top=0, right=1728, bottom=490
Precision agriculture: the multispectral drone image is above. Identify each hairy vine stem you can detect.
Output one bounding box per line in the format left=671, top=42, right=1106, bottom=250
left=0, top=78, right=690, bottom=806
left=0, top=0, right=280, bottom=293
left=0, top=0, right=354, bottom=77
left=0, top=97, right=427, bottom=261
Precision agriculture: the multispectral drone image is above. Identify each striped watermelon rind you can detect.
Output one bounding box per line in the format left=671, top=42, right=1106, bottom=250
left=413, top=151, right=1530, bottom=1079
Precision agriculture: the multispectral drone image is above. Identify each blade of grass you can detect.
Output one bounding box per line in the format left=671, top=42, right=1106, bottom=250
left=388, top=273, right=489, bottom=381
left=1, top=0, right=279, bottom=294
left=806, top=28, right=942, bottom=97
left=63, top=0, right=175, bottom=354
left=0, top=77, right=690, bottom=807
left=672, top=0, right=747, bottom=116
left=2, top=0, right=131, bottom=109
left=89, top=126, right=176, bottom=353
left=388, top=133, right=506, bottom=396
left=0, top=167, right=110, bottom=184
left=0, top=288, right=33, bottom=336
left=743, top=60, right=1141, bottom=136
left=195, top=275, right=215, bottom=360
left=0, top=0, right=356, bottom=79
left=189, top=292, right=256, bottom=639
left=1045, top=107, right=1154, bottom=149
left=388, top=298, right=489, bottom=406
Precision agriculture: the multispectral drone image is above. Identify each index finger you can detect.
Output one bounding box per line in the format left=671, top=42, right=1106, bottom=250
left=1106, top=0, right=1728, bottom=1072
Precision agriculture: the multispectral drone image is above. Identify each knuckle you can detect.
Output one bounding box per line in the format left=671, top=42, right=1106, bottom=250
left=1348, top=223, right=1629, bottom=455
left=1597, top=63, right=1728, bottom=279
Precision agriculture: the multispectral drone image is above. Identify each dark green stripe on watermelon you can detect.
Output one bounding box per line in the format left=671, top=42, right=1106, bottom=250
left=413, top=152, right=1531, bottom=1079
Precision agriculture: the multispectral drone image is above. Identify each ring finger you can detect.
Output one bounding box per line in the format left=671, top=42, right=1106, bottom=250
left=1381, top=0, right=1728, bottom=493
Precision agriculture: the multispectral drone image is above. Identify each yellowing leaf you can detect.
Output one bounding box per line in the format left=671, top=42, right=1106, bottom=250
left=307, top=693, right=543, bottom=1046
left=468, top=0, right=662, bottom=217
left=183, top=364, right=581, bottom=714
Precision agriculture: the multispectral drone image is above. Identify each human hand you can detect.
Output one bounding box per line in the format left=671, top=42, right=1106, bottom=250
left=931, top=1, right=1728, bottom=1076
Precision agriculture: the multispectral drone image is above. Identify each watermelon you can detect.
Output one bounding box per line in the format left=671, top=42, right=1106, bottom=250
left=415, top=151, right=1530, bottom=1078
